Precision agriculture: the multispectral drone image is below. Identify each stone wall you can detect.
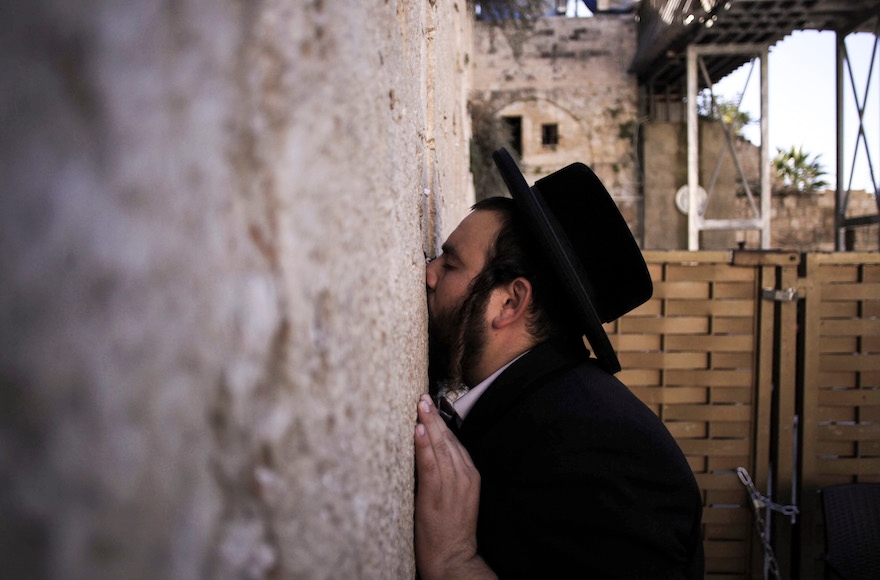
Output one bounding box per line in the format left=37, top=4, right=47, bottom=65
left=737, top=190, right=879, bottom=252
left=471, top=14, right=642, bottom=238
left=644, top=121, right=879, bottom=252
left=0, top=1, right=473, bottom=579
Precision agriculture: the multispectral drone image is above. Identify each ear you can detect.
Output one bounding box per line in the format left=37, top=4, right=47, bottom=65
left=491, top=277, right=533, bottom=330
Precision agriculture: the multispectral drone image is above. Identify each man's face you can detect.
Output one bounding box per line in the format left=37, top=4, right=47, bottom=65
left=426, top=210, right=503, bottom=388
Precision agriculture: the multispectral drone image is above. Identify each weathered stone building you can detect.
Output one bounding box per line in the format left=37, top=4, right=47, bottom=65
left=472, top=13, right=878, bottom=252
left=1, top=1, right=474, bottom=578
left=471, top=14, right=644, bottom=237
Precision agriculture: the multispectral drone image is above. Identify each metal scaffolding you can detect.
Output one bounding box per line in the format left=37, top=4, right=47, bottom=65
left=686, top=44, right=771, bottom=249
left=835, top=20, right=880, bottom=250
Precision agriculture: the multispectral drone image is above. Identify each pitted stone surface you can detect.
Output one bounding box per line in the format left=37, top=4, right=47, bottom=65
left=0, top=1, right=473, bottom=578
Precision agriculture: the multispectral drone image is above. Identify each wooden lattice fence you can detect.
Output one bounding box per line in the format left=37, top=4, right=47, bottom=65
left=606, top=251, right=880, bottom=580
left=799, top=253, right=880, bottom=579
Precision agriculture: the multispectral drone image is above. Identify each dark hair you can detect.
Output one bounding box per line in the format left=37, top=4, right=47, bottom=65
left=471, top=196, right=580, bottom=344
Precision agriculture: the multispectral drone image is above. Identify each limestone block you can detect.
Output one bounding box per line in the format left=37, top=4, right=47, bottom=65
left=471, top=14, right=639, bottom=218
left=0, top=1, right=472, bottom=578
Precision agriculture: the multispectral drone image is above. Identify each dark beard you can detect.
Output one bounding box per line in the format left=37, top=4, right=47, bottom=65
left=428, top=283, right=492, bottom=397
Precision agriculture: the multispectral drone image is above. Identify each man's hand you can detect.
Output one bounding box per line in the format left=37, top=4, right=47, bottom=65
left=414, top=394, right=496, bottom=580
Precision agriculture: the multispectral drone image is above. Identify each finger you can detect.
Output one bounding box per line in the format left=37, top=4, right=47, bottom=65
left=417, top=397, right=467, bottom=467
left=414, top=421, right=440, bottom=486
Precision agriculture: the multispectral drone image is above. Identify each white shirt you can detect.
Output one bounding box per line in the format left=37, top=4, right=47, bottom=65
left=452, top=350, right=531, bottom=425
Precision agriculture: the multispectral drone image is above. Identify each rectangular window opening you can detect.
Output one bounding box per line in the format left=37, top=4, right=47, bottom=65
left=502, top=116, right=523, bottom=156
left=542, top=123, right=559, bottom=147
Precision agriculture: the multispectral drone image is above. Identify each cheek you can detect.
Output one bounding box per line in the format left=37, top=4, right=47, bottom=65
left=431, top=276, right=465, bottom=313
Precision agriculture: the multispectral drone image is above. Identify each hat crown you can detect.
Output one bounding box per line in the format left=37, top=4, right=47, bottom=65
left=492, top=148, right=652, bottom=373
left=533, top=163, right=652, bottom=323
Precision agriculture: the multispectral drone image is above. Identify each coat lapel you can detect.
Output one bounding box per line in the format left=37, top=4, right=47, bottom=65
left=457, top=339, right=590, bottom=447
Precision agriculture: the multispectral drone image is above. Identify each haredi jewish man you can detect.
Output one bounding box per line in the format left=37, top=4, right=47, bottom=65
left=413, top=148, right=704, bottom=580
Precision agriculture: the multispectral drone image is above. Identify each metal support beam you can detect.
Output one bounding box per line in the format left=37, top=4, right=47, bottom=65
left=686, top=43, right=771, bottom=250
left=835, top=24, right=880, bottom=251
left=761, top=46, right=771, bottom=247
left=687, top=45, right=699, bottom=250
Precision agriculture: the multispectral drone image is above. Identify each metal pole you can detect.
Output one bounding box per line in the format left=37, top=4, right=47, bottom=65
left=836, top=31, right=846, bottom=251
left=688, top=45, right=699, bottom=250
left=761, top=46, right=771, bottom=248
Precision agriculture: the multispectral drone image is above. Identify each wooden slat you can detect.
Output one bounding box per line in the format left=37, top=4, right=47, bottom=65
left=732, top=250, right=800, bottom=267
left=665, top=264, right=756, bottom=282
left=703, top=538, right=749, bottom=558
left=712, top=317, right=755, bottom=334
left=665, top=334, right=754, bottom=352
left=818, top=372, right=859, bottom=387
left=816, top=457, right=880, bottom=474
left=710, top=422, right=751, bottom=439
left=817, top=388, right=880, bottom=406
left=820, top=282, right=880, bottom=300
left=862, top=406, right=880, bottom=421
left=711, top=388, right=753, bottom=404
left=627, top=300, right=663, bottom=316
left=643, top=251, right=732, bottom=263
left=819, top=353, right=880, bottom=372
left=811, top=253, right=880, bottom=265
left=701, top=507, right=749, bottom=525
left=818, top=336, right=861, bottom=353
left=619, top=316, right=709, bottom=334
left=820, top=301, right=861, bottom=317
left=631, top=386, right=710, bottom=404
left=615, top=368, right=661, bottom=385
left=666, top=299, right=754, bottom=316
left=679, top=439, right=750, bottom=456
left=706, top=489, right=747, bottom=506
left=609, top=333, right=662, bottom=351
left=711, top=353, right=753, bottom=369
left=818, top=423, right=880, bottom=441
left=713, top=282, right=756, bottom=299
left=651, top=281, right=711, bottom=299
left=818, top=407, right=858, bottom=423
left=666, top=421, right=708, bottom=438
left=665, top=369, right=752, bottom=387
left=816, top=441, right=857, bottom=457
left=820, top=318, right=880, bottom=337
left=817, top=265, right=861, bottom=282
left=860, top=440, right=880, bottom=455
left=695, top=473, right=745, bottom=490
left=663, top=404, right=752, bottom=421
left=864, top=336, right=880, bottom=352
left=708, top=457, right=751, bottom=472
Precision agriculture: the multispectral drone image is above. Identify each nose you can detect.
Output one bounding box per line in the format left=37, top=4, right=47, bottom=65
left=426, top=257, right=439, bottom=290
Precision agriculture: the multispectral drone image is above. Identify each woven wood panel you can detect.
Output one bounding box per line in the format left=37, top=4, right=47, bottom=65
left=800, top=254, right=880, bottom=580
left=609, top=252, right=760, bottom=579
left=803, top=255, right=880, bottom=488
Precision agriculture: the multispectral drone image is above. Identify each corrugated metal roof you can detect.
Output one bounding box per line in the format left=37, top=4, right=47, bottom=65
left=632, top=0, right=880, bottom=91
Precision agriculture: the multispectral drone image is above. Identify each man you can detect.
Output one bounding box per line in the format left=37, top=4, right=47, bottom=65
left=414, top=149, right=704, bottom=579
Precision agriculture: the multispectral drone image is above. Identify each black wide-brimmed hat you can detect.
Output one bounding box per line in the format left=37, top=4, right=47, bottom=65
left=492, top=147, right=652, bottom=374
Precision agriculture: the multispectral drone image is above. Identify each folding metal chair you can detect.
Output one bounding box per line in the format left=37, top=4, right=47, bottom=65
left=821, top=483, right=880, bottom=580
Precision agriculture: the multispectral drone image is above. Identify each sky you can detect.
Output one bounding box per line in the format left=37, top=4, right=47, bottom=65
left=714, top=30, right=879, bottom=193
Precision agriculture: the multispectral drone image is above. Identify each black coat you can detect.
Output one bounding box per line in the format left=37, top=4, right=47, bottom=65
left=457, top=340, right=705, bottom=579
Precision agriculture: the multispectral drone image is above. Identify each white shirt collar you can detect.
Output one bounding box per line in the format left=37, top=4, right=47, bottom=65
left=452, top=350, right=531, bottom=424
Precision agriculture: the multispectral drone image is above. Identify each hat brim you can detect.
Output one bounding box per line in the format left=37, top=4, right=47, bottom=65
left=492, top=148, right=650, bottom=373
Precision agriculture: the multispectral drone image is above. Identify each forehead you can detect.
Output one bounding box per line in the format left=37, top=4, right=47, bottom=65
left=444, top=209, right=503, bottom=267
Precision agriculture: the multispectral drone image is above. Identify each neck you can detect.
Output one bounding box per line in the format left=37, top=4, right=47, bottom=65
left=464, top=330, right=537, bottom=387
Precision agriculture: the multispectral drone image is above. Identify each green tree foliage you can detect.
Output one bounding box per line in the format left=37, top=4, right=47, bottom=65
left=697, top=92, right=754, bottom=138
left=469, top=100, right=518, bottom=201
left=772, top=146, right=829, bottom=195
